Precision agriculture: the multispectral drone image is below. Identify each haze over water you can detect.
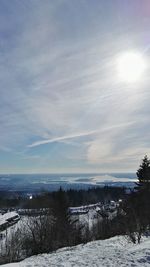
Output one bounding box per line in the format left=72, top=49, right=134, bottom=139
left=0, top=173, right=137, bottom=193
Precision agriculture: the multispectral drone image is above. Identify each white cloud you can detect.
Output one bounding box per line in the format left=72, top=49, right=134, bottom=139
left=0, top=1, right=150, bottom=172
left=28, top=130, right=99, bottom=148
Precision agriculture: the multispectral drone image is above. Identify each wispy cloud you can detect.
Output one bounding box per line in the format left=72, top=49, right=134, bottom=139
left=0, top=0, right=150, bottom=172
left=28, top=122, right=135, bottom=148
left=28, top=130, right=99, bottom=148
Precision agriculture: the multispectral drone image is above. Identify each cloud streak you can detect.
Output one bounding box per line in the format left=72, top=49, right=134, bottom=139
left=28, top=130, right=99, bottom=148
left=28, top=121, right=135, bottom=148
left=0, top=0, right=150, bottom=173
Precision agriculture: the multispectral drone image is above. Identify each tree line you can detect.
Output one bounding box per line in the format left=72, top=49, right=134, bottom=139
left=0, top=156, right=150, bottom=264
left=122, top=155, right=150, bottom=243
left=0, top=185, right=126, bottom=209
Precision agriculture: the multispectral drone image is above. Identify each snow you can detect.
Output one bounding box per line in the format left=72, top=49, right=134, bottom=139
left=0, top=212, right=20, bottom=229
left=1, top=235, right=150, bottom=267
left=77, top=208, right=101, bottom=229
left=0, top=212, right=19, bottom=225
left=70, top=201, right=119, bottom=229
left=0, top=217, right=7, bottom=227
left=69, top=203, right=101, bottom=215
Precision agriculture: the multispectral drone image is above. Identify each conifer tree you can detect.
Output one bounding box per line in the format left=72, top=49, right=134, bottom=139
left=135, top=155, right=150, bottom=234
left=52, top=187, right=82, bottom=248
left=136, top=155, right=150, bottom=192
left=124, top=156, right=150, bottom=243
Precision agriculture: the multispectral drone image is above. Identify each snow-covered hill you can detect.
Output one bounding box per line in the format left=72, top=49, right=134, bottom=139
left=1, top=235, right=150, bottom=267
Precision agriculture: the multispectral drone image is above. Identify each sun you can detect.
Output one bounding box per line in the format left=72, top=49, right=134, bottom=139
left=117, top=51, right=146, bottom=83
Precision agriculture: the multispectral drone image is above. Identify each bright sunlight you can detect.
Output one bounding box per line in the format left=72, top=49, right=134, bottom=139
left=117, top=51, right=146, bottom=83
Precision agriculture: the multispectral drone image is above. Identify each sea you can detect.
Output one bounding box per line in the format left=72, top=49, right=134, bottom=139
left=0, top=173, right=137, bottom=194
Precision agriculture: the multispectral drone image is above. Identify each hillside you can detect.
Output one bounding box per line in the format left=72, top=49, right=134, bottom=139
left=1, top=235, right=150, bottom=267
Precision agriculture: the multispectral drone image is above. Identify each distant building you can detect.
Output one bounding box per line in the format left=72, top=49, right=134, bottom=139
left=0, top=211, right=20, bottom=231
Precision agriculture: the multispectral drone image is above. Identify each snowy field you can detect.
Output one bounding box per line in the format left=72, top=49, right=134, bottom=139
left=1, top=235, right=150, bottom=267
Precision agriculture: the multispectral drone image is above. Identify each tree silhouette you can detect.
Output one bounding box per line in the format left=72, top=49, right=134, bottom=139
left=52, top=187, right=82, bottom=249
left=124, top=156, right=150, bottom=243
left=136, top=155, right=150, bottom=192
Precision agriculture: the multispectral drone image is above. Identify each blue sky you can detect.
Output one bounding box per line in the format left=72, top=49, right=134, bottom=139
left=0, top=0, right=150, bottom=173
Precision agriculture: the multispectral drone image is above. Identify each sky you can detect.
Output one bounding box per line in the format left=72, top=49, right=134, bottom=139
left=0, top=0, right=150, bottom=174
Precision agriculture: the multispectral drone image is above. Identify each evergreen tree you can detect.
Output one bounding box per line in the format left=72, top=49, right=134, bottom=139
left=134, top=155, right=150, bottom=236
left=124, top=156, right=150, bottom=243
left=136, top=155, right=150, bottom=192
left=52, top=187, right=82, bottom=249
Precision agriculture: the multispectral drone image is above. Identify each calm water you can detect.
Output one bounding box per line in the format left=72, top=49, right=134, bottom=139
left=0, top=173, right=137, bottom=192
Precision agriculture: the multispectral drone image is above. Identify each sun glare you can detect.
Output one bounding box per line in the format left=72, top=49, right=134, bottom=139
left=117, top=51, right=146, bottom=83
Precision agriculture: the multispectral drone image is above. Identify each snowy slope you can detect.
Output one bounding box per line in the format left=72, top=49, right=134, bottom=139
left=1, top=235, right=150, bottom=267
left=0, top=212, right=19, bottom=226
